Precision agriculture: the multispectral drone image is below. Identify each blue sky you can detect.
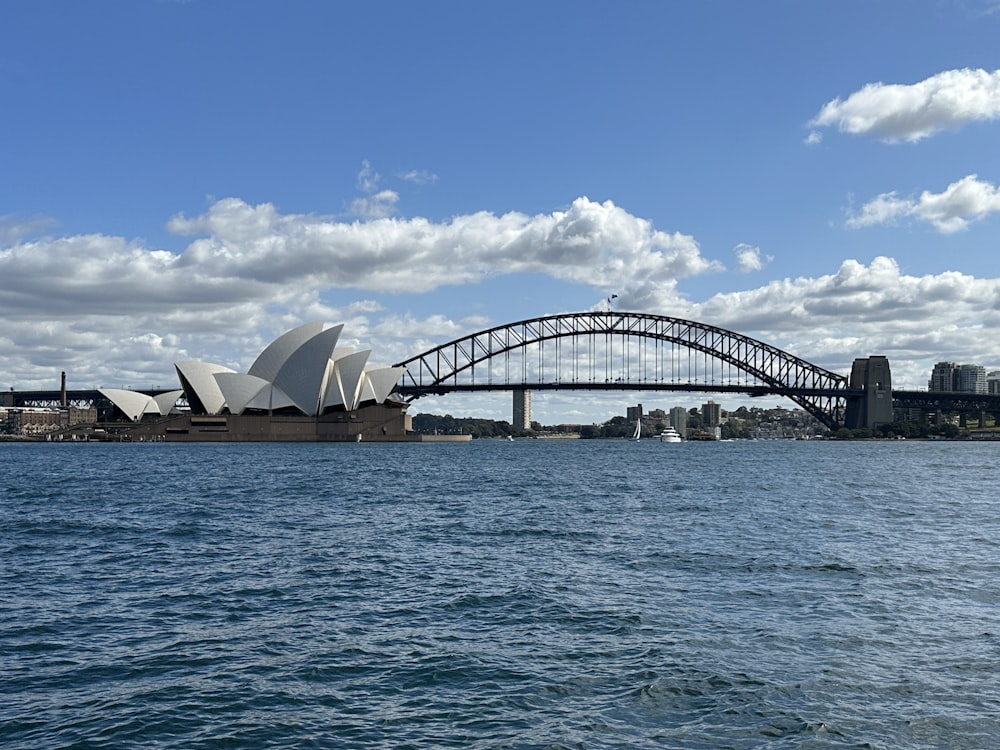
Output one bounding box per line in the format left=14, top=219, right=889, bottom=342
left=3, top=0, right=1000, bottom=424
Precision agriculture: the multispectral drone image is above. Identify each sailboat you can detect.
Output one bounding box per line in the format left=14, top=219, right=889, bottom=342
left=630, top=418, right=641, bottom=441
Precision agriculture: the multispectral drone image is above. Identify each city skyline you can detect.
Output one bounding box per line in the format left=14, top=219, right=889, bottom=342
left=3, top=1, right=1000, bottom=424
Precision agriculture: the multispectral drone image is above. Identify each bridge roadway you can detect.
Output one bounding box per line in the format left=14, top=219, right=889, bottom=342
left=394, top=382, right=855, bottom=398
left=892, top=389, right=1000, bottom=413
left=396, top=382, right=1000, bottom=408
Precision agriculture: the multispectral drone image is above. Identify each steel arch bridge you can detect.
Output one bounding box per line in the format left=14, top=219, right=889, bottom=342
left=393, top=311, right=856, bottom=429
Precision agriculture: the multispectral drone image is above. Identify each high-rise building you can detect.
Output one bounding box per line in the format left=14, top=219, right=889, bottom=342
left=512, top=389, right=531, bottom=430
left=928, top=362, right=959, bottom=391
left=930, top=362, right=988, bottom=393
left=670, top=406, right=688, bottom=438
left=988, top=371, right=1000, bottom=395
left=626, top=404, right=644, bottom=423
left=958, top=364, right=987, bottom=394
left=702, top=400, right=721, bottom=427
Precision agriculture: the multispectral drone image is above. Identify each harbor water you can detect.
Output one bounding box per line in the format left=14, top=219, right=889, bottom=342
left=2, top=439, right=999, bottom=748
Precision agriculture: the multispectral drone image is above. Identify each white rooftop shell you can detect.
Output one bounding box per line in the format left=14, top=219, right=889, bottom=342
left=104, top=322, right=406, bottom=421
left=272, top=324, right=344, bottom=417
left=175, top=361, right=235, bottom=415
left=248, top=321, right=325, bottom=383
left=322, top=350, right=371, bottom=411
left=99, top=388, right=183, bottom=422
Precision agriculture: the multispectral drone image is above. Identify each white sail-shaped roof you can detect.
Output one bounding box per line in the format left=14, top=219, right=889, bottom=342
left=248, top=321, right=325, bottom=383
left=330, top=347, right=354, bottom=360
left=322, top=350, right=371, bottom=411
left=323, top=347, right=355, bottom=408
left=99, top=388, right=157, bottom=422
left=175, top=361, right=235, bottom=415
left=244, top=383, right=296, bottom=412
left=272, top=324, right=344, bottom=416
left=360, top=366, right=406, bottom=405
left=147, top=321, right=402, bottom=424
left=151, top=390, right=184, bottom=415
left=214, top=373, right=270, bottom=415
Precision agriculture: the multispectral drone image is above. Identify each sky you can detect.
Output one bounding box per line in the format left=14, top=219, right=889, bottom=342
left=2, top=0, right=1000, bottom=425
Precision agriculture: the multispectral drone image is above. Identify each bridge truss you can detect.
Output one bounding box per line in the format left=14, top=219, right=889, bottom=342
left=393, top=311, right=853, bottom=429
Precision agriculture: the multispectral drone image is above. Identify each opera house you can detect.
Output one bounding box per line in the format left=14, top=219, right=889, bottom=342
left=100, top=321, right=434, bottom=442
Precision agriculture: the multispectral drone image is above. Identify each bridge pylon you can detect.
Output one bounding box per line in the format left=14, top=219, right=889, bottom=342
left=844, top=356, right=893, bottom=430
left=513, top=389, right=531, bottom=430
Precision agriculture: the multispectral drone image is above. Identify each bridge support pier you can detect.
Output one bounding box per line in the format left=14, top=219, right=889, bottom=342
left=513, top=389, right=531, bottom=430
left=844, top=356, right=893, bottom=430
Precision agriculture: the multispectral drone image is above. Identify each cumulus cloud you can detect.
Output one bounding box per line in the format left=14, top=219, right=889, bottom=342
left=5, top=197, right=1000, bottom=396
left=692, top=256, right=1000, bottom=387
left=809, top=67, right=1000, bottom=143
left=163, top=196, right=717, bottom=295
left=848, top=174, right=1000, bottom=233
left=0, top=196, right=717, bottom=387
left=734, top=243, right=771, bottom=273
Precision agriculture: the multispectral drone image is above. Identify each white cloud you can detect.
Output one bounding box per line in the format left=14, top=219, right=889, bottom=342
left=809, top=67, right=1000, bottom=143
left=848, top=174, right=1000, bottom=233
left=356, top=159, right=380, bottom=194
left=0, top=196, right=717, bottom=388
left=398, top=169, right=438, bottom=185
left=0, top=214, right=58, bottom=245
left=734, top=243, right=771, bottom=273
left=350, top=189, right=400, bottom=220
left=692, top=256, right=1000, bottom=387
left=348, top=160, right=401, bottom=219
left=5, top=199, right=1000, bottom=398
left=163, top=195, right=717, bottom=295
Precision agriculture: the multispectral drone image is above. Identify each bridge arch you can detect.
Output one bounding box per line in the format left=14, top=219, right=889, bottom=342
left=393, top=311, right=852, bottom=429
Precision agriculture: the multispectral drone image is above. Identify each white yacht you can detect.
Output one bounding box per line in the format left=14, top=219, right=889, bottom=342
left=657, top=426, right=682, bottom=443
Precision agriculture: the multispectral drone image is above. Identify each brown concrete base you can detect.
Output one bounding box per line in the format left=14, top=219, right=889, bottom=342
left=117, top=403, right=471, bottom=442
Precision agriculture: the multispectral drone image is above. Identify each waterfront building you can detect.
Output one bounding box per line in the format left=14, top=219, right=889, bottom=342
left=0, top=405, right=98, bottom=437
left=929, top=361, right=988, bottom=393
left=988, top=371, right=1000, bottom=395
left=928, top=362, right=959, bottom=391
left=670, top=406, right=688, bottom=438
left=701, top=400, right=721, bottom=428
left=958, top=364, right=987, bottom=394
left=626, top=404, right=643, bottom=424
left=1, top=407, right=60, bottom=436
left=92, top=321, right=434, bottom=442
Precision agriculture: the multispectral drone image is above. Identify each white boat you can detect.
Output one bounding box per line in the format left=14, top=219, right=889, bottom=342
left=657, top=426, right=682, bottom=443
left=630, top=418, right=641, bottom=441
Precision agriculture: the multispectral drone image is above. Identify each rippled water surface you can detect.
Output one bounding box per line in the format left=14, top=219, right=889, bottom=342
left=3, top=439, right=999, bottom=748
